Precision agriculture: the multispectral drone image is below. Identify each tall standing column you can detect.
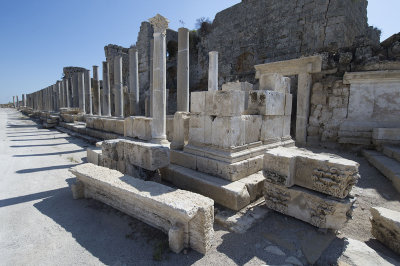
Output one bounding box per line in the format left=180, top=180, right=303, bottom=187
left=72, top=73, right=79, bottom=108
left=93, top=66, right=101, bottom=116
left=22, top=94, right=26, bottom=107
left=85, top=70, right=93, bottom=115
left=129, top=46, right=140, bottom=116
left=57, top=81, right=62, bottom=110
left=149, top=39, right=154, bottom=117
left=149, top=14, right=169, bottom=143
left=78, top=72, right=86, bottom=113
left=65, top=79, right=70, bottom=108
left=13, top=96, right=15, bottom=108
left=177, top=27, right=189, bottom=112
left=208, top=51, right=218, bottom=91
left=102, top=61, right=111, bottom=116
left=16, top=96, right=19, bottom=108
left=114, top=56, right=123, bottom=118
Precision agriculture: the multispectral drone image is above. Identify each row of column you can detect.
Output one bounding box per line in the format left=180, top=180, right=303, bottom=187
left=18, top=14, right=220, bottom=145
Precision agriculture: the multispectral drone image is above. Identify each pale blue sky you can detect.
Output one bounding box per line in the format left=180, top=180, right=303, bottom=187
left=0, top=0, right=398, bottom=104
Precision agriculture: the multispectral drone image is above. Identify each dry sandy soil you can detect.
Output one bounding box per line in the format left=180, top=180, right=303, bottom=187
left=1, top=108, right=399, bottom=265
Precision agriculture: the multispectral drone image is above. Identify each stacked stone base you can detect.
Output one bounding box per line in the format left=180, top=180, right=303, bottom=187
left=263, top=147, right=360, bottom=229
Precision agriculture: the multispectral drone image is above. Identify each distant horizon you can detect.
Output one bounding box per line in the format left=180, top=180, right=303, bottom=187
left=1, top=0, right=399, bottom=104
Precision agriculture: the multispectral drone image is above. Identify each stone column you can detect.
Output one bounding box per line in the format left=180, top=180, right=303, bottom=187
left=177, top=27, right=189, bottom=112
left=57, top=82, right=62, bottom=111
left=102, top=61, right=111, bottom=116
left=65, top=79, right=70, bottom=108
left=208, top=51, right=218, bottom=91
left=13, top=96, right=15, bottom=108
left=114, top=56, right=123, bottom=118
left=72, top=73, right=79, bottom=108
left=129, top=46, right=140, bottom=116
left=16, top=96, right=19, bottom=108
left=149, top=14, right=169, bottom=143
left=296, top=73, right=312, bottom=146
left=85, top=70, right=93, bottom=115
left=93, top=66, right=100, bottom=116
left=22, top=94, right=26, bottom=107
left=78, top=72, right=86, bottom=113
left=149, top=39, right=154, bottom=117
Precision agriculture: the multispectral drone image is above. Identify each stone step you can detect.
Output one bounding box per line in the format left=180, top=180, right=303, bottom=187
left=161, top=164, right=265, bottom=211
left=363, top=150, right=400, bottom=193
left=382, top=145, right=400, bottom=163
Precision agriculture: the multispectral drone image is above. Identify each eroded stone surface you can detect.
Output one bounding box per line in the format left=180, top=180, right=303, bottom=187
left=370, top=207, right=400, bottom=255
left=70, top=163, right=214, bottom=254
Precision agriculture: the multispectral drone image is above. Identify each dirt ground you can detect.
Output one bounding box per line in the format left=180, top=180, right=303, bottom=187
left=1, top=108, right=399, bottom=266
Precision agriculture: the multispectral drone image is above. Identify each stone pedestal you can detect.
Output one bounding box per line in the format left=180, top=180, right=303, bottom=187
left=78, top=72, right=86, bottom=113
left=129, top=46, right=140, bottom=116
left=177, top=28, right=189, bottom=112
left=93, top=66, right=100, bottom=116
left=149, top=14, right=169, bottom=143
left=114, top=56, right=124, bottom=118
left=102, top=61, right=111, bottom=116
left=208, top=51, right=218, bottom=91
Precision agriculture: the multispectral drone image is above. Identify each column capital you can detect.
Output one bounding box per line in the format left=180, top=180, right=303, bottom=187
left=149, top=14, right=169, bottom=34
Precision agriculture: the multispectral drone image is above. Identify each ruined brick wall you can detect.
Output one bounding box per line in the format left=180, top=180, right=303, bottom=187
left=196, top=0, right=372, bottom=86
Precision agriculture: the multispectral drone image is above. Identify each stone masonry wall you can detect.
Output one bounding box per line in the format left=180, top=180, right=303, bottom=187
left=196, top=0, right=372, bottom=87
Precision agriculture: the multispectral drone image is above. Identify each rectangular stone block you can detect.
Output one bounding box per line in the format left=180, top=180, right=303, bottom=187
left=171, top=112, right=190, bottom=150
left=70, top=163, right=214, bottom=254
left=162, top=164, right=251, bottom=211
left=87, top=147, right=102, bottom=166
left=264, top=182, right=355, bottom=230
left=263, top=147, right=360, bottom=198
left=248, top=90, right=285, bottom=116
left=190, top=91, right=206, bottom=113
left=170, top=149, right=197, bottom=170
left=211, top=116, right=245, bottom=149
left=370, top=207, right=400, bottom=255
left=222, top=81, right=253, bottom=91
left=261, top=116, right=284, bottom=143
left=188, top=114, right=213, bottom=146
left=264, top=149, right=296, bottom=187
left=259, top=74, right=290, bottom=93
left=243, top=115, right=262, bottom=144
left=283, top=116, right=291, bottom=138
left=102, top=139, right=169, bottom=171
left=205, top=90, right=245, bottom=116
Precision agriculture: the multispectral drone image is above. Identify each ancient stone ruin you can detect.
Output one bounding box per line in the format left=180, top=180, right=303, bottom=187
left=12, top=0, right=400, bottom=262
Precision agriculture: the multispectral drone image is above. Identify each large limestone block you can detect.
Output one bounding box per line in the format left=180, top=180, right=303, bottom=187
left=166, top=115, right=174, bottom=142
left=261, top=116, right=284, bottom=143
left=264, top=147, right=360, bottom=198
left=264, top=182, right=355, bottom=229
left=162, top=164, right=251, bottom=211
left=248, top=91, right=285, bottom=116
left=370, top=207, right=400, bottom=255
left=205, top=90, right=245, bottom=117
left=188, top=114, right=212, bottom=146
left=211, top=116, right=245, bottom=149
left=124, top=116, right=153, bottom=141
left=222, top=81, right=253, bottom=91
left=87, top=147, right=102, bottom=166
left=285, top=94, right=293, bottom=116
left=102, top=139, right=169, bottom=171
left=259, top=74, right=290, bottom=93
left=243, top=115, right=262, bottom=144
left=70, top=163, right=214, bottom=254
left=190, top=91, right=206, bottom=113
left=86, top=116, right=124, bottom=135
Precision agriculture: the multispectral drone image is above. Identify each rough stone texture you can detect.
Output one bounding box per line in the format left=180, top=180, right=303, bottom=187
left=85, top=116, right=125, bottom=136
left=264, top=147, right=360, bottom=198
left=264, top=182, right=355, bottom=230
left=87, top=147, right=102, bottom=166
left=102, top=139, right=169, bottom=171
left=171, top=112, right=190, bottom=150
left=124, top=116, right=152, bottom=141
left=162, top=164, right=265, bottom=211
left=70, top=163, right=214, bottom=254
left=370, top=207, right=400, bottom=255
